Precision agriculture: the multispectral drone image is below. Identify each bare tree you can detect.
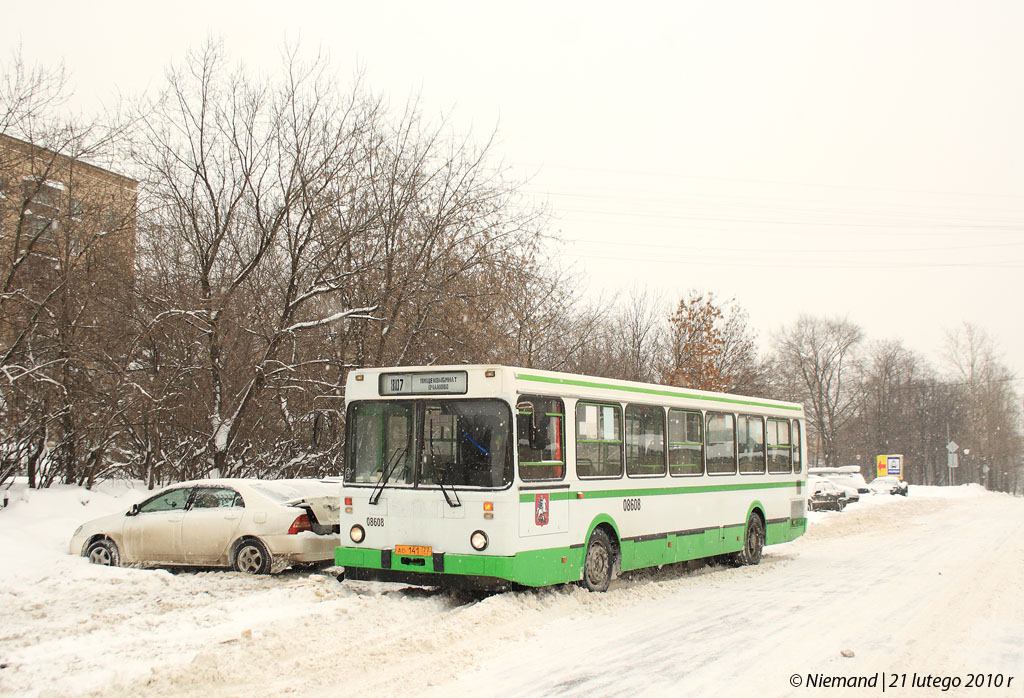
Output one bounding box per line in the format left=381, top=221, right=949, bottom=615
left=613, top=286, right=666, bottom=383
left=129, top=42, right=381, bottom=477
left=2, top=42, right=573, bottom=487
left=774, top=314, right=862, bottom=467
left=944, top=323, right=1022, bottom=491
left=850, top=340, right=953, bottom=484
left=1, top=48, right=134, bottom=488
left=124, top=42, right=551, bottom=480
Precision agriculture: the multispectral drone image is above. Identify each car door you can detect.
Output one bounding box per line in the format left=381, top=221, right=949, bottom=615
left=122, top=486, right=192, bottom=564
left=181, top=487, right=245, bottom=565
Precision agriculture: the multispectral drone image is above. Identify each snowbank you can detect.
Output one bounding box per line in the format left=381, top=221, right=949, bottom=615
left=1, top=481, right=1021, bottom=698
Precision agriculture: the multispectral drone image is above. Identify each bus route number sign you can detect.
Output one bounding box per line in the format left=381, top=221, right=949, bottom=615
left=379, top=371, right=468, bottom=395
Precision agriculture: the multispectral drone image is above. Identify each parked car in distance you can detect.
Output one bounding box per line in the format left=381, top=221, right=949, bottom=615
left=808, top=466, right=864, bottom=505
left=830, top=469, right=872, bottom=496
left=824, top=478, right=859, bottom=506
left=70, top=479, right=341, bottom=574
left=807, top=475, right=846, bottom=512
left=869, top=475, right=909, bottom=497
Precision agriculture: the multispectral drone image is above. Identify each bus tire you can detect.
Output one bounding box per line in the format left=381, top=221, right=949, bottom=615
left=733, top=513, right=764, bottom=566
left=581, top=528, right=615, bottom=592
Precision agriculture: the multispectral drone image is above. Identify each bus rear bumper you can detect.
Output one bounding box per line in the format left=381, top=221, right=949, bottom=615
left=341, top=564, right=515, bottom=591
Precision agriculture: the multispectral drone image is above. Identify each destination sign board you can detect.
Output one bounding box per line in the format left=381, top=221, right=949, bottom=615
left=379, top=371, right=468, bottom=396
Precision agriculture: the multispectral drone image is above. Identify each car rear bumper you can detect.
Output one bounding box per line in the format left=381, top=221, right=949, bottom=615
left=262, top=532, right=337, bottom=562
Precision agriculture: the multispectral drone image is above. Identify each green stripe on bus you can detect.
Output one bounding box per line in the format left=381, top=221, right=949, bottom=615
left=517, top=479, right=802, bottom=503
left=515, top=373, right=802, bottom=412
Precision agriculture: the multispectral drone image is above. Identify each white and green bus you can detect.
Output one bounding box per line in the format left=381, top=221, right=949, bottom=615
left=335, top=365, right=807, bottom=591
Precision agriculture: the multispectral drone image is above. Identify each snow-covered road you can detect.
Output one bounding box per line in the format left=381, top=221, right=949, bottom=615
left=1, top=484, right=1021, bottom=697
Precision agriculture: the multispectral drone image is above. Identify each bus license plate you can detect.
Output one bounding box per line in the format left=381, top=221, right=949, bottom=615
left=395, top=545, right=432, bottom=557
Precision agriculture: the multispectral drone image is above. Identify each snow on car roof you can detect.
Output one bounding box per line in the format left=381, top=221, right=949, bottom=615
left=245, top=478, right=340, bottom=502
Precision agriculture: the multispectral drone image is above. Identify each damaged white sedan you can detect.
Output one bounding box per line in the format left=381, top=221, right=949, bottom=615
left=69, top=479, right=340, bottom=574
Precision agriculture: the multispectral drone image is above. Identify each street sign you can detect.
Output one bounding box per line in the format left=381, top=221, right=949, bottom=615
left=946, top=440, right=959, bottom=453
left=947, top=453, right=958, bottom=469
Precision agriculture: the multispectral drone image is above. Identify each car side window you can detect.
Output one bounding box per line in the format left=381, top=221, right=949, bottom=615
left=138, top=487, right=192, bottom=513
left=191, top=488, right=244, bottom=509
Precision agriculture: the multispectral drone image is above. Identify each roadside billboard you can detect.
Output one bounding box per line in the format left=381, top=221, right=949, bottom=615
left=876, top=454, right=903, bottom=478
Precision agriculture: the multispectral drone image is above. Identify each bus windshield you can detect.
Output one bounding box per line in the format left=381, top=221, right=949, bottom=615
left=346, top=399, right=513, bottom=489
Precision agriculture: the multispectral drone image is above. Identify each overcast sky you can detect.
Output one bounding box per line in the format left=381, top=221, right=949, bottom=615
left=5, top=0, right=1023, bottom=383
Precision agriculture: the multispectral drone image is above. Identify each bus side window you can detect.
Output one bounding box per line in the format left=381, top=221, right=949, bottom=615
left=517, top=396, right=565, bottom=481
left=626, top=404, right=666, bottom=477
left=767, top=418, right=792, bottom=473
left=668, top=409, right=703, bottom=476
left=576, top=402, right=623, bottom=479
left=706, top=412, right=737, bottom=475
left=738, top=415, right=765, bottom=474
left=793, top=420, right=802, bottom=473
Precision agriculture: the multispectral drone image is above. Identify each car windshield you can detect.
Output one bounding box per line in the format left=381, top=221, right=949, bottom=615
left=346, top=399, right=513, bottom=489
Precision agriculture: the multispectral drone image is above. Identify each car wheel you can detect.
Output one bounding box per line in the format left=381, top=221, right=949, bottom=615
left=232, top=538, right=272, bottom=574
left=86, top=538, right=120, bottom=567
left=580, top=528, right=615, bottom=592
left=733, top=513, right=764, bottom=566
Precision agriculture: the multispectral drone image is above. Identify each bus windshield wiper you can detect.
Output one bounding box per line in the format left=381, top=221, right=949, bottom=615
left=430, top=445, right=462, bottom=509
left=370, top=446, right=407, bottom=505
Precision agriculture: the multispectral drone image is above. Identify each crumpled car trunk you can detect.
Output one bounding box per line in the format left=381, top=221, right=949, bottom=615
left=286, top=495, right=340, bottom=534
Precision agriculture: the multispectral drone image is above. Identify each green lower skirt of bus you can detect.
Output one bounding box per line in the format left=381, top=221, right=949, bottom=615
left=772, top=517, right=807, bottom=543
left=337, top=517, right=807, bottom=587
left=336, top=545, right=583, bottom=587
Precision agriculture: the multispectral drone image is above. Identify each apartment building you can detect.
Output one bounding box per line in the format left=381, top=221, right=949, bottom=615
left=0, top=132, right=137, bottom=357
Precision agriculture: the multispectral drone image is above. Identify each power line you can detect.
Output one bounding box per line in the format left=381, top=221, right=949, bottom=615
left=565, top=249, right=1024, bottom=271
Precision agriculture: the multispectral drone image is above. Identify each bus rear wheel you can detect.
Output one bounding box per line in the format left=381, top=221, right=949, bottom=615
left=581, top=528, right=615, bottom=592
left=733, top=513, right=764, bottom=566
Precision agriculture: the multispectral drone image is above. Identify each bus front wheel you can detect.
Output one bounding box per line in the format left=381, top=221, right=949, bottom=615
left=581, top=528, right=615, bottom=592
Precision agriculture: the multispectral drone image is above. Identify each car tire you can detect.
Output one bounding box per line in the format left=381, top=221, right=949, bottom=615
left=580, top=528, right=615, bottom=592
left=86, top=538, right=120, bottom=567
left=232, top=538, right=272, bottom=575
left=733, top=513, right=764, bottom=566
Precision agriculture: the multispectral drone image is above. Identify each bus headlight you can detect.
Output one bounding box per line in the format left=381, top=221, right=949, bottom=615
left=349, top=524, right=365, bottom=544
left=470, top=530, right=488, bottom=551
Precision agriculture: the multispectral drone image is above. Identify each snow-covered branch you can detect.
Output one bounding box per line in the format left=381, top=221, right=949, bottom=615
left=284, top=305, right=380, bottom=333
